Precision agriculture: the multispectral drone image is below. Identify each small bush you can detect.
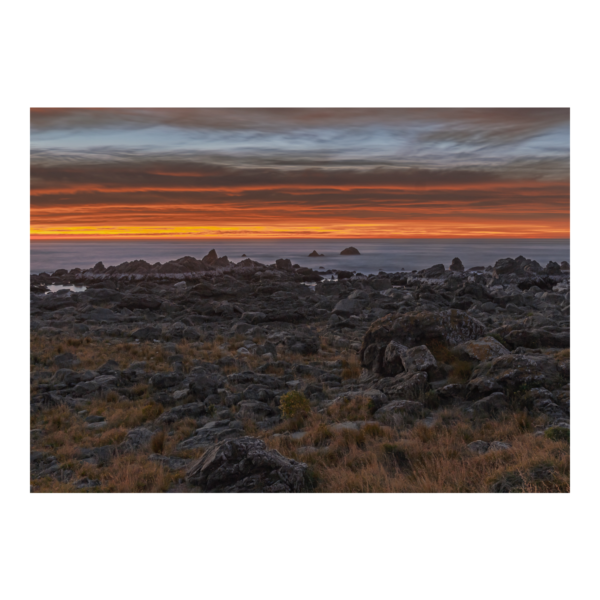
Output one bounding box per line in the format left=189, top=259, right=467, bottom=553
left=280, top=391, right=311, bottom=420
left=544, top=427, right=570, bottom=443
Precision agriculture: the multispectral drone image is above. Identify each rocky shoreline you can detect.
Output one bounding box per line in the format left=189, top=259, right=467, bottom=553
left=30, top=250, right=570, bottom=493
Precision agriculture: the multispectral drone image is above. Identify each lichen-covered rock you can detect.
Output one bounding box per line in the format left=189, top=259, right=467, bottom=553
left=374, top=400, right=425, bottom=419
left=119, top=427, right=153, bottom=452
left=453, top=336, right=509, bottom=362
left=360, top=309, right=485, bottom=370
left=186, top=437, right=308, bottom=493
left=382, top=340, right=408, bottom=375
left=471, top=392, right=509, bottom=416
left=149, top=372, right=184, bottom=390
left=467, top=354, right=563, bottom=400
left=399, top=345, right=437, bottom=373
left=504, top=328, right=570, bottom=350
left=377, top=370, right=428, bottom=400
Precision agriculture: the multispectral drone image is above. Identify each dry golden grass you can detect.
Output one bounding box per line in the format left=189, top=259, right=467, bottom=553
left=30, top=397, right=193, bottom=492
left=31, top=330, right=568, bottom=494
left=263, top=409, right=569, bottom=493
left=326, top=394, right=372, bottom=422
left=30, top=334, right=176, bottom=374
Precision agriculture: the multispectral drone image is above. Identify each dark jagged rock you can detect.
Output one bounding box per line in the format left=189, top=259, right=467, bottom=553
left=308, top=250, right=324, bottom=257
left=186, top=437, right=308, bottom=492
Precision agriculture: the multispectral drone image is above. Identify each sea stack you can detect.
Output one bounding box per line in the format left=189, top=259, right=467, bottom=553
left=308, top=250, right=324, bottom=257
left=449, top=257, right=464, bottom=272
left=340, top=247, right=360, bottom=255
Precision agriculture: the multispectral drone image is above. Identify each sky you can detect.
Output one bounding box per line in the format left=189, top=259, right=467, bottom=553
left=30, top=108, right=570, bottom=239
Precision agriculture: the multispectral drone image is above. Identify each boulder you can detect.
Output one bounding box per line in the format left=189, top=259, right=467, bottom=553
left=360, top=309, right=485, bottom=370
left=332, top=298, right=363, bottom=317
left=453, top=336, right=509, bottom=362
left=188, top=374, right=222, bottom=400
left=504, top=329, right=570, bottom=350
left=467, top=354, right=563, bottom=400
left=374, top=399, right=425, bottom=419
left=399, top=345, right=437, bottom=373
left=336, top=270, right=354, bottom=280
left=467, top=440, right=490, bottom=455
left=131, top=326, right=161, bottom=341
left=156, top=403, right=207, bottom=425
left=471, top=392, right=509, bottom=416
left=560, top=261, right=570, bottom=271
left=283, top=333, right=320, bottom=356
left=544, top=261, right=562, bottom=275
left=370, top=278, right=392, bottom=291
left=149, top=372, right=184, bottom=390
left=186, top=437, right=308, bottom=492
left=379, top=371, right=428, bottom=400
left=119, top=427, right=153, bottom=452
left=382, top=340, right=408, bottom=376
left=53, top=352, right=80, bottom=368
left=419, top=264, right=446, bottom=278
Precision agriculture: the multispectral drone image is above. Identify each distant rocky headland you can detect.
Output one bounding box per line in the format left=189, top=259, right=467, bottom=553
left=30, top=249, right=570, bottom=493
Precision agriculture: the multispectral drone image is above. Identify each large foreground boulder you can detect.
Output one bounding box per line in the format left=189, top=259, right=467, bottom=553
left=186, top=437, right=308, bottom=493
left=360, top=309, right=486, bottom=371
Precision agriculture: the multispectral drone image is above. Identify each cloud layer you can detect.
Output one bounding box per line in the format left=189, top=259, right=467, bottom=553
left=30, top=108, right=570, bottom=239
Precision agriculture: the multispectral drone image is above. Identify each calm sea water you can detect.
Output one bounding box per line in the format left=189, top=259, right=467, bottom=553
left=30, top=239, right=570, bottom=276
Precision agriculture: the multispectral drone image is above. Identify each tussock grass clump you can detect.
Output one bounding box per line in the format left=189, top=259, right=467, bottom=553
left=104, top=390, right=120, bottom=403
left=151, top=430, right=166, bottom=454
left=341, top=353, right=361, bottom=380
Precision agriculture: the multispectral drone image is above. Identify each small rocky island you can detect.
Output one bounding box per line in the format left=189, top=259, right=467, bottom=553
left=30, top=251, right=570, bottom=493
left=308, top=250, right=324, bottom=257
left=340, top=246, right=361, bottom=255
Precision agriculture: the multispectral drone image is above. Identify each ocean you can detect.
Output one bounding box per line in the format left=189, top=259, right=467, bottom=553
left=30, top=239, right=570, bottom=276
